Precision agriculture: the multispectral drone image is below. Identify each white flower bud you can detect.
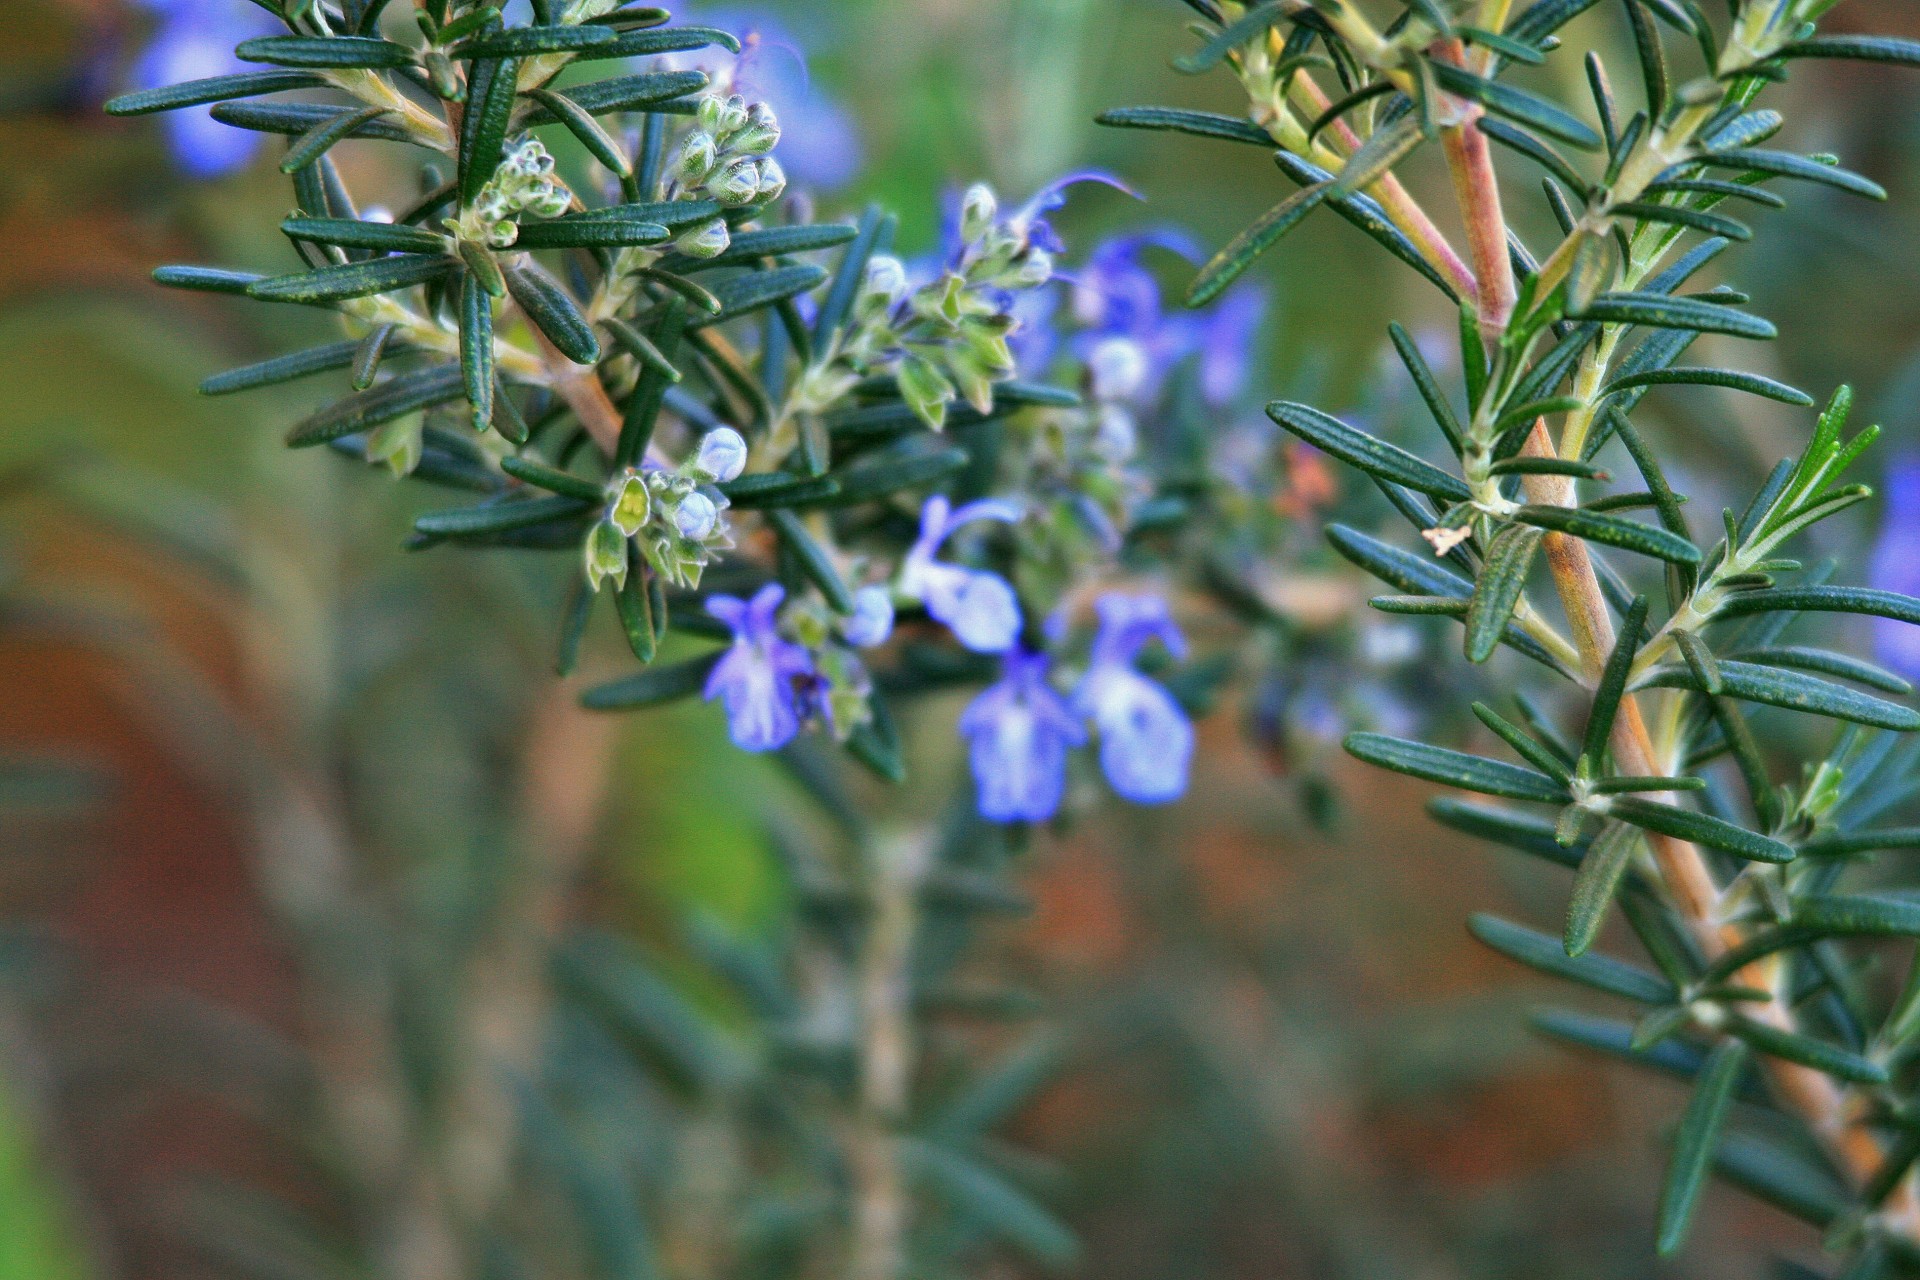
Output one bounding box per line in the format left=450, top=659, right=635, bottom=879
left=674, top=491, right=720, bottom=540
left=840, top=586, right=896, bottom=648
left=692, top=427, right=748, bottom=483
left=734, top=101, right=781, bottom=154
left=859, top=256, right=909, bottom=310
left=959, top=183, right=998, bottom=244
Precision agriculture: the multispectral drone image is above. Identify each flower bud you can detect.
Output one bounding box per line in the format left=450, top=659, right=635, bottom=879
left=608, top=470, right=652, bottom=536
left=584, top=518, right=629, bottom=592
left=734, top=101, right=781, bottom=154
left=752, top=157, right=787, bottom=204
left=715, top=94, right=750, bottom=135
left=675, top=130, right=718, bottom=184
left=710, top=156, right=763, bottom=206
left=691, top=427, right=748, bottom=483
left=858, top=256, right=909, bottom=313
left=1006, top=247, right=1053, bottom=289
left=840, top=586, right=896, bottom=648
left=674, top=491, right=720, bottom=540
left=896, top=353, right=955, bottom=431
left=525, top=181, right=571, bottom=219
left=959, top=183, right=998, bottom=244
left=675, top=217, right=731, bottom=259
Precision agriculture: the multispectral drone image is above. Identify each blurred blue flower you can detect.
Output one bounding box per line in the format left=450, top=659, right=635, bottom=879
left=682, top=6, right=861, bottom=191
left=1072, top=593, right=1193, bottom=804
left=960, top=647, right=1086, bottom=823
left=841, top=585, right=896, bottom=648
left=901, top=496, right=1023, bottom=653
left=1871, top=454, right=1920, bottom=680
left=1070, top=230, right=1265, bottom=409
left=704, top=583, right=814, bottom=751
left=1009, top=170, right=1137, bottom=255
left=130, top=0, right=276, bottom=178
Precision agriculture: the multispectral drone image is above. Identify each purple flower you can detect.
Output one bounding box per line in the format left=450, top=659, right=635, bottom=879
left=1069, top=230, right=1266, bottom=410
left=901, top=496, right=1023, bottom=653
left=131, top=0, right=276, bottom=178
left=1008, top=171, right=1137, bottom=255
left=704, top=583, right=814, bottom=751
left=841, top=585, right=896, bottom=648
left=1071, top=593, right=1193, bottom=805
left=1871, top=455, right=1920, bottom=680
left=681, top=6, right=862, bottom=191
left=959, top=648, right=1086, bottom=823
left=1198, top=283, right=1267, bottom=408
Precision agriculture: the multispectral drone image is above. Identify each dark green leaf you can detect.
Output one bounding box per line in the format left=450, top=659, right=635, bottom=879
left=154, top=265, right=264, bottom=294
left=1514, top=504, right=1702, bottom=564
left=105, top=70, right=326, bottom=116
left=501, top=454, right=603, bottom=501
left=511, top=216, right=672, bottom=249
left=690, top=264, right=829, bottom=327
left=1775, top=35, right=1920, bottom=69
left=201, top=339, right=400, bottom=395
left=1697, top=147, right=1886, bottom=201
left=1565, top=823, right=1639, bottom=956
left=769, top=509, right=853, bottom=613
left=1585, top=596, right=1650, bottom=762
left=1641, top=658, right=1920, bottom=731
left=1345, top=732, right=1571, bottom=802
left=525, top=87, right=631, bottom=177
left=1427, top=797, right=1584, bottom=868
left=235, top=35, right=415, bottom=68
left=281, top=215, right=446, bottom=254
left=1428, top=61, right=1604, bottom=150
left=211, top=100, right=415, bottom=144
left=1715, top=586, right=1920, bottom=627
left=1267, top=401, right=1469, bottom=501
left=1657, top=1039, right=1750, bottom=1255
left=1712, top=1133, right=1850, bottom=1228
left=1723, top=1013, right=1887, bottom=1083
left=503, top=260, right=601, bottom=364
left=1732, top=646, right=1912, bottom=696
left=1174, top=1, right=1285, bottom=73
left=655, top=223, right=859, bottom=274
left=287, top=363, right=466, bottom=447
left=248, top=253, right=455, bottom=304
left=1604, top=366, right=1811, bottom=405
left=1187, top=184, right=1331, bottom=307
left=1095, top=105, right=1273, bottom=147
left=1469, top=913, right=1676, bottom=1003
left=1327, top=523, right=1472, bottom=598
left=451, top=24, right=621, bottom=57
left=1607, top=796, right=1794, bottom=863
left=414, top=493, right=591, bottom=537
left=1466, top=523, right=1545, bottom=663
left=1572, top=290, right=1776, bottom=339
left=521, top=69, right=709, bottom=118
left=459, top=53, right=520, bottom=204
left=597, top=25, right=741, bottom=59
left=719, top=472, right=842, bottom=509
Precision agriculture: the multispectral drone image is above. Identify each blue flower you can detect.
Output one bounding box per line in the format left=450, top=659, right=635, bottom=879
left=840, top=585, right=896, bottom=648
left=1008, top=171, right=1137, bottom=255
left=703, top=583, right=814, bottom=751
left=959, top=648, right=1086, bottom=823
left=1871, top=454, right=1920, bottom=681
left=1071, top=593, right=1193, bottom=805
left=131, top=0, right=276, bottom=178
left=901, top=495, right=1023, bottom=653
left=1069, top=230, right=1266, bottom=410
left=681, top=6, right=862, bottom=191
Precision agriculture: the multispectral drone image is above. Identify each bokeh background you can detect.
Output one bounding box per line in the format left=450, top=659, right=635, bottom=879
left=5, top=1, right=1920, bottom=1277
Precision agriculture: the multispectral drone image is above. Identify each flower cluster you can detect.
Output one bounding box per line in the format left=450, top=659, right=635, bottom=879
left=791, top=182, right=1073, bottom=430
left=962, top=594, right=1193, bottom=823
left=587, top=428, right=746, bottom=593
left=455, top=137, right=574, bottom=249
left=668, top=93, right=786, bottom=257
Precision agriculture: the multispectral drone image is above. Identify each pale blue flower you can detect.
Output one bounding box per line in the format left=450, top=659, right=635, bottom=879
left=900, top=495, right=1023, bottom=653
left=131, top=0, right=276, bottom=178
left=841, top=585, right=896, bottom=648
left=1072, top=593, right=1193, bottom=805
left=704, top=583, right=813, bottom=751
left=1871, top=455, right=1920, bottom=680
left=1008, top=171, right=1138, bottom=255
left=959, top=648, right=1086, bottom=823
left=692, top=427, right=748, bottom=482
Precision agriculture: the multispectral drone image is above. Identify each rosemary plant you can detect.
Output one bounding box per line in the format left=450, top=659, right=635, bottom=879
left=1109, top=0, right=1920, bottom=1267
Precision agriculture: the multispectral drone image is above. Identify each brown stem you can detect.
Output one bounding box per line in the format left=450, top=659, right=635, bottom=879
left=848, top=830, right=928, bottom=1280
left=530, top=325, right=624, bottom=456
left=1449, top=114, right=1920, bottom=1239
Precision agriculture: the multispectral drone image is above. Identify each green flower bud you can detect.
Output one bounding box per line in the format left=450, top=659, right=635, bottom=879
left=857, top=255, right=909, bottom=318
left=608, top=470, right=652, bottom=536
left=675, top=217, right=731, bottom=259
left=675, top=130, right=719, bottom=185
left=753, top=157, right=787, bottom=204
left=584, top=518, right=629, bottom=592
left=524, top=181, right=571, bottom=219
left=365, top=413, right=423, bottom=478
left=733, top=102, right=781, bottom=154
left=710, top=156, right=763, bottom=206
left=896, top=352, right=954, bottom=431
